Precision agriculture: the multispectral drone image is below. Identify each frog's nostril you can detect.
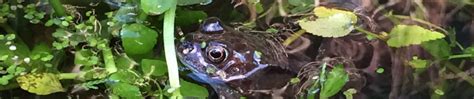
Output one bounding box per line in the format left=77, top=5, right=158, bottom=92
left=180, top=42, right=195, bottom=54
left=182, top=48, right=193, bottom=54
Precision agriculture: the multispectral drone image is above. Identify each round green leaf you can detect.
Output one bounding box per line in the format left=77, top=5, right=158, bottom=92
left=141, top=0, right=173, bottom=15
left=300, top=13, right=354, bottom=37
left=120, top=23, right=158, bottom=55
left=110, top=83, right=143, bottom=99
left=16, top=73, right=64, bottom=95
left=109, top=70, right=138, bottom=84
left=387, top=25, right=445, bottom=48
left=141, top=59, right=167, bottom=76
left=180, top=79, right=209, bottom=98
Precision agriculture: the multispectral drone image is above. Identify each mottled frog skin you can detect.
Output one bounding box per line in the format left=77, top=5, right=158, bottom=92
left=177, top=18, right=300, bottom=98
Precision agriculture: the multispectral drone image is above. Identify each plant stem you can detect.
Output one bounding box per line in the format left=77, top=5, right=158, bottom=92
left=283, top=29, right=306, bottom=46
left=102, top=46, right=117, bottom=74
left=138, top=10, right=148, bottom=21
left=59, top=72, right=81, bottom=80
left=163, top=0, right=182, bottom=98
left=48, top=0, right=67, bottom=16
left=448, top=54, right=472, bottom=59
left=355, top=27, right=386, bottom=40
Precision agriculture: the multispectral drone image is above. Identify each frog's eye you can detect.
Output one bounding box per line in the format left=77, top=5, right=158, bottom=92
left=206, top=46, right=228, bottom=63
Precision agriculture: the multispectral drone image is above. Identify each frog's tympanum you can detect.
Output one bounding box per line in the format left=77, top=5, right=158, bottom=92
left=177, top=18, right=305, bottom=98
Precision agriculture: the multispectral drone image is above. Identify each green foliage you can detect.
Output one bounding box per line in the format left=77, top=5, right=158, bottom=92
left=109, top=70, right=140, bottom=84
left=343, top=88, right=357, bottom=99
left=299, top=7, right=357, bottom=37
left=110, top=82, right=143, bottom=99
left=16, top=73, right=64, bottom=95
left=180, top=79, right=209, bottom=98
left=0, top=3, right=11, bottom=23
left=320, top=64, right=349, bottom=98
left=288, top=0, right=314, bottom=14
left=115, top=54, right=138, bottom=70
left=376, top=68, right=384, bottom=74
left=74, top=49, right=99, bottom=66
left=313, top=7, right=358, bottom=22
left=120, top=23, right=158, bottom=55
left=409, top=56, right=428, bottom=69
left=141, top=59, right=168, bottom=77
left=141, top=0, right=174, bottom=15
left=23, top=4, right=45, bottom=24
left=421, top=39, right=452, bottom=59
left=387, top=25, right=445, bottom=48
left=175, top=9, right=207, bottom=27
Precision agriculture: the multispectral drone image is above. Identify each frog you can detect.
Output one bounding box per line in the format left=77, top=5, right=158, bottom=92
left=177, top=17, right=312, bottom=98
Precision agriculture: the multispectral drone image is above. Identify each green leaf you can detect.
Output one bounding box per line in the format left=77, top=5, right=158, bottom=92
left=109, top=70, right=138, bottom=84
left=463, top=47, right=474, bottom=55
left=421, top=39, right=452, bottom=59
left=16, top=73, right=64, bottom=95
left=180, top=79, right=209, bottom=98
left=409, top=56, right=428, bottom=69
left=141, top=59, right=168, bottom=76
left=110, top=83, right=143, bottom=99
left=320, top=64, right=349, bottom=98
left=313, top=7, right=358, bottom=23
left=387, top=25, right=445, bottom=48
left=120, top=23, right=158, bottom=55
left=115, top=55, right=138, bottom=70
left=0, top=74, right=14, bottom=85
left=288, top=0, right=314, bottom=6
left=300, top=13, right=354, bottom=37
left=175, top=9, right=207, bottom=27
left=74, top=49, right=98, bottom=66
left=141, top=0, right=173, bottom=15
left=177, top=0, right=212, bottom=6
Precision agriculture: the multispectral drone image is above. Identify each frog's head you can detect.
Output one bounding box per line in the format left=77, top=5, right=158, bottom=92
left=177, top=18, right=278, bottom=83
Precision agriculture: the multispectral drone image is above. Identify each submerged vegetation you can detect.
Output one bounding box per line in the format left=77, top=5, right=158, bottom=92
left=0, top=0, right=473, bottom=98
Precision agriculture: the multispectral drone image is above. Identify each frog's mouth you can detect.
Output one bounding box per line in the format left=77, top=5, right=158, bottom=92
left=177, top=41, right=269, bottom=82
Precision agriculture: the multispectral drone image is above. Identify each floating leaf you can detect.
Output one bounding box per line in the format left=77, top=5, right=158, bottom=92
left=313, top=7, right=358, bottom=23
left=120, top=23, right=158, bottom=55
left=141, top=0, right=173, bottom=15
left=141, top=59, right=168, bottom=77
left=110, top=82, right=143, bottom=99
left=180, top=79, right=209, bottom=98
left=16, top=73, right=64, bottom=95
left=387, top=25, right=445, bottom=48
left=320, top=64, right=349, bottom=98
left=300, top=13, right=354, bottom=37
